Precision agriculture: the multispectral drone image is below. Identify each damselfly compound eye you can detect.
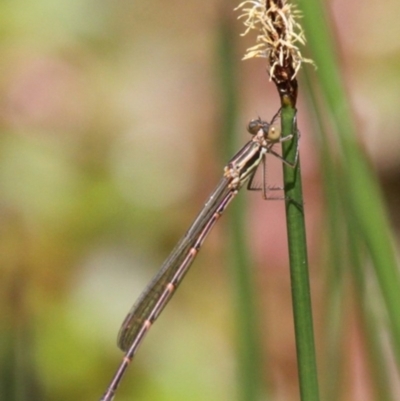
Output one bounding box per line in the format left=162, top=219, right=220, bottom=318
left=267, top=125, right=281, bottom=141
left=247, top=119, right=263, bottom=135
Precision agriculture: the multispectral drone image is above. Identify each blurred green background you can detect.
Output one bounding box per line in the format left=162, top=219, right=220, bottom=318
left=0, top=1, right=399, bottom=401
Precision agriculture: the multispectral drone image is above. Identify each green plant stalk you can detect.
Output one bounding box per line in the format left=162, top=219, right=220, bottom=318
left=217, top=16, right=265, bottom=401
left=317, top=148, right=346, bottom=401
left=298, top=0, right=400, bottom=366
left=228, top=196, right=265, bottom=401
left=348, top=229, right=394, bottom=401
left=303, top=68, right=394, bottom=401
left=303, top=70, right=346, bottom=400
left=280, top=103, right=320, bottom=401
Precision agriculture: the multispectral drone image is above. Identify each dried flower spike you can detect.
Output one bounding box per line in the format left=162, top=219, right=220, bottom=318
left=235, top=0, right=314, bottom=80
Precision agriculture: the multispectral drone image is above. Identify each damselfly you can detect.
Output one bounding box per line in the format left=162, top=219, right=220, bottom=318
left=100, top=111, right=298, bottom=401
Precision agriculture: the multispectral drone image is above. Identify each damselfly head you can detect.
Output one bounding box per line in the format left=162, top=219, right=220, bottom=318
left=247, top=118, right=267, bottom=135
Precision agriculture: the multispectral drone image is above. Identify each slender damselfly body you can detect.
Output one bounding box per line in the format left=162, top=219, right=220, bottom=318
left=100, top=110, right=298, bottom=401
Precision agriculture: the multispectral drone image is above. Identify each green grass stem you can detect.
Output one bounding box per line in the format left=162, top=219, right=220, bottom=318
left=217, top=15, right=265, bottom=401
left=298, top=0, right=400, bottom=368
left=280, top=104, right=320, bottom=401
